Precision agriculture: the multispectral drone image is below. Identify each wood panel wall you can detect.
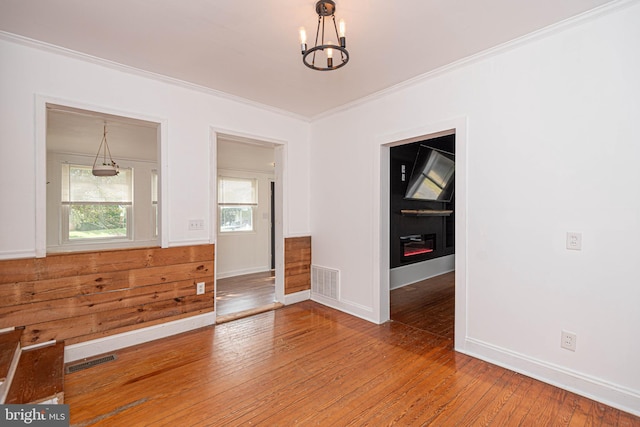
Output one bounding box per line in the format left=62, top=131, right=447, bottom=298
left=284, top=236, right=311, bottom=295
left=0, top=245, right=214, bottom=347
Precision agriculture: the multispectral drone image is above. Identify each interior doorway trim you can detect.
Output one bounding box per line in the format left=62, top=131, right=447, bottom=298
left=376, top=117, right=468, bottom=352
left=209, top=128, right=287, bottom=312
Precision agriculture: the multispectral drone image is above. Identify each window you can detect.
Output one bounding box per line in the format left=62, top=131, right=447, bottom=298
left=61, top=164, right=132, bottom=241
left=151, top=169, right=158, bottom=237
left=218, top=176, right=257, bottom=232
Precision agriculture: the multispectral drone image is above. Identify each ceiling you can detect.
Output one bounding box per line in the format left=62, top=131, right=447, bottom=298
left=47, top=105, right=158, bottom=161
left=0, top=0, right=617, bottom=118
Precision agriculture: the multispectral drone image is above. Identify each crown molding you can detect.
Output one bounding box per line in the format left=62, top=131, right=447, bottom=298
left=0, top=31, right=310, bottom=123
left=311, top=0, right=638, bottom=121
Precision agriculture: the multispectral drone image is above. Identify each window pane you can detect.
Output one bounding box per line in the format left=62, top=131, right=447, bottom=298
left=69, top=204, right=127, bottom=239
left=151, top=169, right=158, bottom=203
left=219, top=206, right=254, bottom=232
left=63, top=164, right=132, bottom=203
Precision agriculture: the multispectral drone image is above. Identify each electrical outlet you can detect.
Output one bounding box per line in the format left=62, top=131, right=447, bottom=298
left=196, top=282, right=205, bottom=295
left=566, top=232, right=582, bottom=250
left=561, top=330, right=577, bottom=351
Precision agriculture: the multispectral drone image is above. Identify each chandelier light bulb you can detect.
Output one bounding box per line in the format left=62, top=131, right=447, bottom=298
left=299, top=27, right=307, bottom=52
left=338, top=19, right=346, bottom=48
left=299, top=27, right=307, bottom=44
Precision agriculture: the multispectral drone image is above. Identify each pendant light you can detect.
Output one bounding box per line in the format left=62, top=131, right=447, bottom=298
left=299, top=0, right=349, bottom=71
left=92, top=122, right=119, bottom=176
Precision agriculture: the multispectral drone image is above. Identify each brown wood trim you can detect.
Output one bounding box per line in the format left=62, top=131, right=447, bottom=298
left=0, top=329, right=22, bottom=381
left=6, top=342, right=64, bottom=404
left=0, top=245, right=214, bottom=346
left=284, top=236, right=311, bottom=295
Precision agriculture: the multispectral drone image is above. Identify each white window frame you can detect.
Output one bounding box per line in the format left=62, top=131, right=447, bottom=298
left=60, top=163, right=133, bottom=244
left=151, top=169, right=158, bottom=238
left=218, top=176, right=258, bottom=234
left=46, top=152, right=159, bottom=253
left=61, top=203, right=133, bottom=243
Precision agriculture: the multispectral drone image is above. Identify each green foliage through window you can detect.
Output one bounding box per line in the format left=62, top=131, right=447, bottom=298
left=69, top=204, right=127, bottom=239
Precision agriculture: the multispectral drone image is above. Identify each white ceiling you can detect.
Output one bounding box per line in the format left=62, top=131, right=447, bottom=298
left=47, top=105, right=158, bottom=161
left=0, top=0, right=617, bottom=118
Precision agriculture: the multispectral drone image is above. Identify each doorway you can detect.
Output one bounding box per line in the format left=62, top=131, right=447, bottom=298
left=388, top=133, right=456, bottom=339
left=378, top=118, right=467, bottom=351
left=214, top=133, right=283, bottom=321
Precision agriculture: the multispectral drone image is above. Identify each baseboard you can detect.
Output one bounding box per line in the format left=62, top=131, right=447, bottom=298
left=463, top=337, right=640, bottom=417
left=0, top=249, right=36, bottom=260
left=390, top=255, right=455, bottom=290
left=311, top=294, right=377, bottom=324
left=64, top=312, right=216, bottom=363
left=283, top=290, right=310, bottom=305
left=216, top=267, right=271, bottom=279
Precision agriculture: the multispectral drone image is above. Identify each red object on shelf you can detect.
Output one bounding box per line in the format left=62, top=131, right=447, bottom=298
left=403, top=247, right=434, bottom=256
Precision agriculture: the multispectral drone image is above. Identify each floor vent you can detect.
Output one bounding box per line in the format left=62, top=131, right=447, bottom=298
left=311, top=265, right=339, bottom=300
left=65, top=354, right=117, bottom=374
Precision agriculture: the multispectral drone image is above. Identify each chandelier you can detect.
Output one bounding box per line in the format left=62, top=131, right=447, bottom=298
left=299, top=0, right=349, bottom=71
left=92, top=123, right=119, bottom=176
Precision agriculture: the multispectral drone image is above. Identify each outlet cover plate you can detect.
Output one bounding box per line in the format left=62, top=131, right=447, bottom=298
left=196, top=282, right=205, bottom=295
left=561, top=330, right=577, bottom=351
left=566, top=232, right=582, bottom=250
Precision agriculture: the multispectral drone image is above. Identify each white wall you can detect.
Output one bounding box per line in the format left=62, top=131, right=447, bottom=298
left=0, top=35, right=311, bottom=260
left=310, top=2, right=640, bottom=414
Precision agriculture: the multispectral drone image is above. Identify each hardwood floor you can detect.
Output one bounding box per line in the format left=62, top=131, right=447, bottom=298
left=64, top=301, right=639, bottom=426
left=390, top=271, right=455, bottom=340
left=216, top=271, right=276, bottom=316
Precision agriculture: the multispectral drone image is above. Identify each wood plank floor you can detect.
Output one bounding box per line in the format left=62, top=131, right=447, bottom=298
left=64, top=301, right=639, bottom=426
left=216, top=271, right=276, bottom=316
left=390, top=271, right=455, bottom=340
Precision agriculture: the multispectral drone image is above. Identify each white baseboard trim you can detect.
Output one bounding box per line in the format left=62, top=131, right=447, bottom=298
left=311, top=294, right=377, bottom=324
left=463, top=337, right=640, bottom=417
left=390, top=255, right=455, bottom=290
left=216, top=267, right=271, bottom=280
left=0, top=249, right=36, bottom=260
left=64, top=312, right=216, bottom=363
left=283, top=290, right=310, bottom=305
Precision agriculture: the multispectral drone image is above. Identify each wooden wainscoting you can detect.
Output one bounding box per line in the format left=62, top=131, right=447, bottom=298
left=0, top=244, right=214, bottom=347
left=284, top=236, right=311, bottom=295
